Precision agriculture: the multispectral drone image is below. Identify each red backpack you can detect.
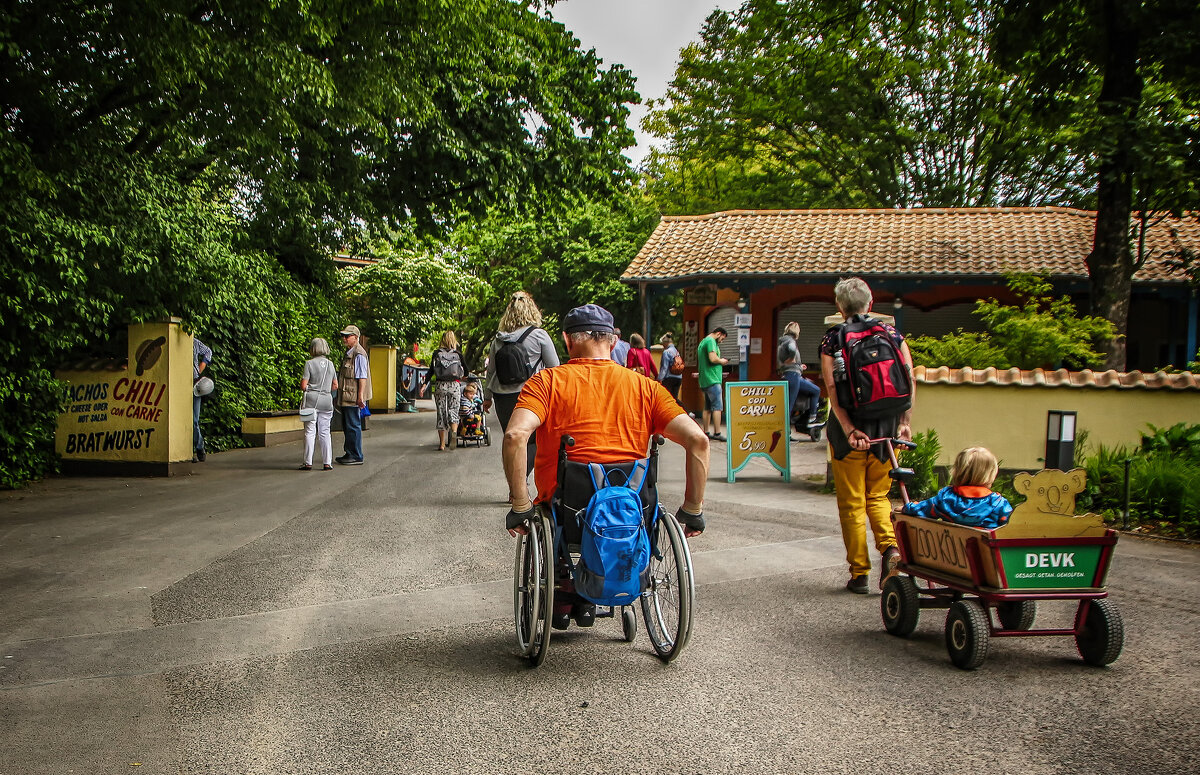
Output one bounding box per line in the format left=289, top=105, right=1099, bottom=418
left=832, top=315, right=912, bottom=420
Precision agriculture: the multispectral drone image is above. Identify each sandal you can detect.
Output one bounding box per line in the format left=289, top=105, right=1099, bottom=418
left=298, top=464, right=312, bottom=471
left=322, top=464, right=333, bottom=471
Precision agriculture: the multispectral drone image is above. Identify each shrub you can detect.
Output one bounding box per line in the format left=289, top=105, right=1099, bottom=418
left=905, top=273, right=1114, bottom=370
left=896, top=429, right=942, bottom=501
left=1076, top=423, right=1200, bottom=539
left=907, top=332, right=1010, bottom=369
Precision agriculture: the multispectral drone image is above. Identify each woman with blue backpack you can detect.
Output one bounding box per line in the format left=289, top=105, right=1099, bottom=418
left=483, top=292, right=560, bottom=485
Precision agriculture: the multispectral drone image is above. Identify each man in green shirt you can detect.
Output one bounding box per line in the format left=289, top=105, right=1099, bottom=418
left=696, top=326, right=729, bottom=441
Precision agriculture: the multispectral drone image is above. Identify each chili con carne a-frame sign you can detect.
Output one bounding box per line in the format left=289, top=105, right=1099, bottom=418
left=725, top=381, right=790, bottom=482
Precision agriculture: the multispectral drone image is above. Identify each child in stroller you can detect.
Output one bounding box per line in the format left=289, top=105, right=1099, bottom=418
left=457, top=379, right=490, bottom=447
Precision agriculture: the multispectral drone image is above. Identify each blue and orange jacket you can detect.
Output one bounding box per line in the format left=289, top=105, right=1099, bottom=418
left=901, top=485, right=1013, bottom=530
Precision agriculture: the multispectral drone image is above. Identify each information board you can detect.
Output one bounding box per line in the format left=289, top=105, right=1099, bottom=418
left=724, top=381, right=790, bottom=482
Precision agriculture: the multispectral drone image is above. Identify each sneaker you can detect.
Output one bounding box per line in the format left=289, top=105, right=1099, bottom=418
left=196, top=450, right=206, bottom=462
left=342, top=458, right=363, bottom=466
left=880, top=547, right=900, bottom=590
left=572, top=601, right=596, bottom=627
left=551, top=602, right=572, bottom=631
left=846, top=575, right=869, bottom=594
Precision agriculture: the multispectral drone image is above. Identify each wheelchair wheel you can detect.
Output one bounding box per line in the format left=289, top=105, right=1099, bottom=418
left=641, top=508, right=694, bottom=662
left=513, top=510, right=554, bottom=666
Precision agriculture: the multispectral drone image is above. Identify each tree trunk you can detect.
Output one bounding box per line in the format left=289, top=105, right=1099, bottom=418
left=1086, top=0, right=1143, bottom=372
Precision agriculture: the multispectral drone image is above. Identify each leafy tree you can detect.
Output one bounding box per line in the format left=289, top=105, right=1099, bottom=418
left=0, top=1, right=642, bottom=487
left=341, top=249, right=484, bottom=350
left=906, top=274, right=1115, bottom=369
left=643, top=0, right=1091, bottom=214
left=449, top=193, right=660, bottom=368
left=995, top=0, right=1200, bottom=369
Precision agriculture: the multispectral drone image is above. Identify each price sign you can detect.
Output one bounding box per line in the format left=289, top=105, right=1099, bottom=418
left=725, top=381, right=790, bottom=482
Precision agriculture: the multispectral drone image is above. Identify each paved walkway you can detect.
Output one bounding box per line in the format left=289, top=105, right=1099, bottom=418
left=2, top=407, right=1198, bottom=774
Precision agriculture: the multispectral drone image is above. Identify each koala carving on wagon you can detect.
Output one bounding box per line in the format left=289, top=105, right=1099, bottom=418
left=871, top=440, right=1124, bottom=671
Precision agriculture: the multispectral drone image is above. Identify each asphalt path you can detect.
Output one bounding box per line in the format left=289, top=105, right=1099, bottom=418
left=1, top=409, right=1197, bottom=774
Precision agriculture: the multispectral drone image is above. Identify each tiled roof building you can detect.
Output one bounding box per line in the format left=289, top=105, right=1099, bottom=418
left=624, top=207, right=1200, bottom=283
left=622, top=207, right=1200, bottom=388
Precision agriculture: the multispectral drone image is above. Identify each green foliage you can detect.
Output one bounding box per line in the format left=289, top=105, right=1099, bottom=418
left=449, top=194, right=660, bottom=369
left=906, top=332, right=1011, bottom=370
left=974, top=274, right=1114, bottom=369
left=995, top=1, right=1200, bottom=369
left=0, top=1, right=643, bottom=487
left=906, top=273, right=1114, bottom=369
left=341, top=249, right=483, bottom=349
left=643, top=0, right=1092, bottom=214
left=897, top=430, right=943, bottom=501
left=1076, top=423, right=1200, bottom=539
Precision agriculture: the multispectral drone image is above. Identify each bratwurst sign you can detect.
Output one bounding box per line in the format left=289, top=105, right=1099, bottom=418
left=55, top=319, right=196, bottom=472
left=725, top=381, right=790, bottom=482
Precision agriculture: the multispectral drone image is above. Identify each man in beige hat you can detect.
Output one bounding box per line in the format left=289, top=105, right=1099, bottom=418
left=336, top=325, right=371, bottom=464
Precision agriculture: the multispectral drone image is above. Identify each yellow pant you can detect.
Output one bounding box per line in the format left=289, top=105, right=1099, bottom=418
left=831, top=449, right=897, bottom=578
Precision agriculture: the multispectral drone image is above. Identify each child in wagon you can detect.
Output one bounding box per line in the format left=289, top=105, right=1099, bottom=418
left=901, top=446, right=1013, bottom=530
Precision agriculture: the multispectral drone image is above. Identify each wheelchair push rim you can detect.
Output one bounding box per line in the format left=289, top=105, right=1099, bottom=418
left=641, top=507, right=695, bottom=662
left=513, top=511, right=553, bottom=665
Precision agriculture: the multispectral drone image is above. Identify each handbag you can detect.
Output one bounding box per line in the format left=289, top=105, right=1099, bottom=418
left=298, top=407, right=316, bottom=422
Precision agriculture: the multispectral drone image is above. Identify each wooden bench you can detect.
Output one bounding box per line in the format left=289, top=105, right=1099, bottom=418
left=241, top=411, right=304, bottom=447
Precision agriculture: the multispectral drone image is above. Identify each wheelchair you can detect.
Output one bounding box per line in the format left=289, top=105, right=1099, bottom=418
left=512, top=435, right=695, bottom=667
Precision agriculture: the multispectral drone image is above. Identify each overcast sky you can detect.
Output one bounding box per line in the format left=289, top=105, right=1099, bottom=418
left=549, top=0, right=744, bottom=167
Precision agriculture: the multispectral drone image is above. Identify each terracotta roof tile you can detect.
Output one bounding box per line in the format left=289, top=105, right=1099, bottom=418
left=916, top=365, right=1200, bottom=390
left=624, top=207, right=1200, bottom=283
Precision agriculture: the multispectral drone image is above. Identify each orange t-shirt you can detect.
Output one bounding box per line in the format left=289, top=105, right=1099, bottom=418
left=515, top=358, right=686, bottom=503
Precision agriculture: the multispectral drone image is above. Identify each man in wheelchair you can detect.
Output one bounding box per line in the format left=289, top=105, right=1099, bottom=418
left=503, top=303, right=711, bottom=628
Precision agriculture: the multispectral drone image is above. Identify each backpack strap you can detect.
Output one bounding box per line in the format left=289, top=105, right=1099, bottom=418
left=586, top=459, right=649, bottom=495
left=514, top=326, right=535, bottom=345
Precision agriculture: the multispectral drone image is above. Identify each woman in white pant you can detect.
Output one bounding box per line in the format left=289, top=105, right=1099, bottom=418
left=300, top=337, right=339, bottom=470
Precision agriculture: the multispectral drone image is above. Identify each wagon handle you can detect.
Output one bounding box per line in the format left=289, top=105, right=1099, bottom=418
left=868, top=437, right=917, bottom=504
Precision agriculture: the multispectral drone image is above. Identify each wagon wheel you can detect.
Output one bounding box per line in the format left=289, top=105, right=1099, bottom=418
left=945, top=599, right=990, bottom=670
left=996, top=600, right=1037, bottom=631
left=1075, top=599, right=1124, bottom=666
left=881, top=575, right=920, bottom=637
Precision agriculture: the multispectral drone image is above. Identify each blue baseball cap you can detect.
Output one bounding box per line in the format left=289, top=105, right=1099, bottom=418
left=562, top=303, right=615, bottom=334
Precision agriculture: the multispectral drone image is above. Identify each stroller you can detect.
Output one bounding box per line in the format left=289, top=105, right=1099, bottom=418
left=456, top=375, right=491, bottom=448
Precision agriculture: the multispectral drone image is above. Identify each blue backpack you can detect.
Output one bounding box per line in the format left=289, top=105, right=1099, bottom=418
left=573, top=461, right=652, bottom=606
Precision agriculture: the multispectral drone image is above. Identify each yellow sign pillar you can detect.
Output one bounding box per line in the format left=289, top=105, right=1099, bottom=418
left=55, top=318, right=195, bottom=475
left=368, top=345, right=397, bottom=413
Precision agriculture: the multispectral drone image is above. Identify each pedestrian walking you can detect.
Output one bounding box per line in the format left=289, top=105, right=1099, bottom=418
left=483, top=291, right=559, bottom=482
left=192, top=336, right=213, bottom=463
left=336, top=324, right=371, bottom=465
left=657, top=332, right=684, bottom=401
left=697, top=326, right=729, bottom=441
left=299, top=337, right=338, bottom=471
left=625, top=332, right=657, bottom=378
left=431, top=330, right=467, bottom=451
left=820, top=277, right=914, bottom=593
